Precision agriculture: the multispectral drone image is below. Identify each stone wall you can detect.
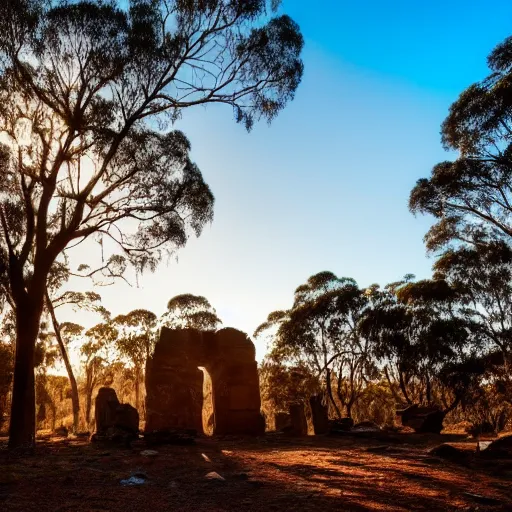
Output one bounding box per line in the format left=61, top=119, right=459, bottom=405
left=145, top=327, right=264, bottom=436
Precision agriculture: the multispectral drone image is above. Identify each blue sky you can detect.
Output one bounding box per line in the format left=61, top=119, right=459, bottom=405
left=70, top=1, right=512, bottom=360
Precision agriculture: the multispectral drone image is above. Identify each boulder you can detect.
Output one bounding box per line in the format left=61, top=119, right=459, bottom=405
left=309, top=395, right=329, bottom=435
left=481, top=434, right=512, bottom=459
left=329, top=417, right=354, bottom=435
left=428, top=443, right=468, bottom=464
left=115, top=403, right=139, bottom=434
left=396, top=404, right=445, bottom=434
left=95, top=387, right=120, bottom=434
left=93, top=387, right=139, bottom=445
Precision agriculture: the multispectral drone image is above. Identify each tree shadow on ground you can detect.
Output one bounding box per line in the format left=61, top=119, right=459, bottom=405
left=0, top=434, right=510, bottom=512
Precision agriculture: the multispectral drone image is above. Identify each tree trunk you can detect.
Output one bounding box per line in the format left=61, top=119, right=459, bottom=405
left=399, top=371, right=412, bottom=405
left=8, top=305, right=41, bottom=450
left=135, top=367, right=140, bottom=411
left=85, top=386, right=92, bottom=427
left=325, top=368, right=342, bottom=419
left=46, top=292, right=80, bottom=433
left=346, top=401, right=353, bottom=419
left=425, top=374, right=432, bottom=406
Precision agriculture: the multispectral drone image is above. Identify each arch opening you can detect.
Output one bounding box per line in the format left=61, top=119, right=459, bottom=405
left=198, top=366, right=214, bottom=436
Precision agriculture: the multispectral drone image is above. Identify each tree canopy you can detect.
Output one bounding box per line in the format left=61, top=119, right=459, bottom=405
left=409, top=36, right=512, bottom=251
left=0, top=0, right=303, bottom=449
left=162, top=293, right=222, bottom=330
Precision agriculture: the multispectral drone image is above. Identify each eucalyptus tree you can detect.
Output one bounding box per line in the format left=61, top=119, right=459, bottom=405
left=255, top=272, right=373, bottom=418
left=360, top=278, right=481, bottom=413
left=0, top=0, right=303, bottom=448
left=409, top=35, right=512, bottom=251
left=113, top=308, right=157, bottom=410
left=81, top=321, right=118, bottom=426
left=162, top=293, right=222, bottom=330
left=0, top=340, right=13, bottom=431
left=434, top=241, right=512, bottom=402
left=259, top=358, right=319, bottom=416
left=44, top=260, right=109, bottom=432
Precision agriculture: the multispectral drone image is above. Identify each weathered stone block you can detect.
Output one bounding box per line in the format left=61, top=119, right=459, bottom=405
left=289, top=403, right=308, bottom=436
left=93, top=387, right=139, bottom=442
left=145, top=327, right=264, bottom=436
left=396, top=404, right=445, bottom=434
left=309, top=394, right=329, bottom=435
left=95, top=387, right=120, bottom=434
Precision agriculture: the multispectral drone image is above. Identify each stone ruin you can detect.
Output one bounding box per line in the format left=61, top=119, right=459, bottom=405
left=289, top=402, right=308, bottom=436
left=92, top=387, right=139, bottom=444
left=145, top=327, right=265, bottom=436
left=272, top=396, right=329, bottom=436
left=309, top=394, right=329, bottom=435
left=396, top=404, right=445, bottom=434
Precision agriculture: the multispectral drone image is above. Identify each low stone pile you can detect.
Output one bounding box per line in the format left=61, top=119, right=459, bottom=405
left=396, top=404, right=445, bottom=434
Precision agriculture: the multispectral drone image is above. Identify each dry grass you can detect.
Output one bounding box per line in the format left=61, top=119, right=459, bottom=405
left=0, top=433, right=511, bottom=511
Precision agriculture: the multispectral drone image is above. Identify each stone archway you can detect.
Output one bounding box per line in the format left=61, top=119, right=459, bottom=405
left=145, top=327, right=265, bottom=436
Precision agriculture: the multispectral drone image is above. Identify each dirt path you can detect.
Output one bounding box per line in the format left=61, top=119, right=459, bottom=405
left=1, top=435, right=511, bottom=511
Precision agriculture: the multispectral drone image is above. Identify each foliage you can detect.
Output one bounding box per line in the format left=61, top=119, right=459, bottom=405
left=259, top=359, right=320, bottom=415
left=0, top=0, right=303, bottom=448
left=0, top=341, right=13, bottom=431
left=81, top=321, right=118, bottom=425
left=360, top=277, right=482, bottom=411
left=409, top=35, right=512, bottom=251
left=256, top=272, right=375, bottom=418
left=162, top=294, right=222, bottom=330
left=113, top=308, right=158, bottom=410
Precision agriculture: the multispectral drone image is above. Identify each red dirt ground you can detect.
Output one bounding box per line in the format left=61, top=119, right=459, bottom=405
left=1, top=433, right=511, bottom=511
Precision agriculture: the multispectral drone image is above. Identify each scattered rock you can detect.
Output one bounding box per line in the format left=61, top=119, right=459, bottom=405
left=481, top=434, right=512, bottom=459
left=120, top=476, right=146, bottom=486
left=140, top=450, right=159, bottom=457
left=205, top=471, right=225, bottom=481
left=428, top=443, right=468, bottom=462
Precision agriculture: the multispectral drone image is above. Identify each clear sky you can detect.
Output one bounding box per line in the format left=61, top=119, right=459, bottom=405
left=64, top=0, right=512, bottom=361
